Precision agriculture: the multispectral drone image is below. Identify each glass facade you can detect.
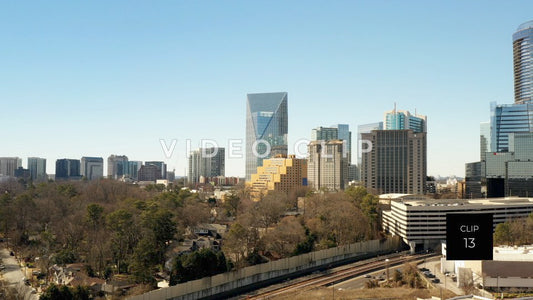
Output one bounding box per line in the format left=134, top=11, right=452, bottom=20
left=513, top=20, right=533, bottom=104
left=384, top=110, right=426, bottom=133
left=490, top=101, right=533, bottom=152
left=55, top=159, right=80, bottom=180
left=334, top=124, right=352, bottom=164
left=27, top=157, right=46, bottom=181
left=245, top=92, right=288, bottom=181
left=357, top=122, right=383, bottom=165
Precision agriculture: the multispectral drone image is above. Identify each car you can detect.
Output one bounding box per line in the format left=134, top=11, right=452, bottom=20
left=427, top=274, right=435, bottom=278
left=432, top=278, right=440, bottom=283
left=363, top=274, right=372, bottom=278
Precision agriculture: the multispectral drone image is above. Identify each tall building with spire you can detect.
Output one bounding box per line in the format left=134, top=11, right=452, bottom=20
left=384, top=104, right=427, bottom=133
left=245, top=92, right=288, bottom=181
left=361, top=107, right=427, bottom=194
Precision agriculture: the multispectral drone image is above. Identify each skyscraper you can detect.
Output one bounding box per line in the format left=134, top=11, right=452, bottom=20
left=480, top=122, right=491, bottom=160
left=384, top=108, right=427, bottom=133
left=490, top=101, right=533, bottom=152
left=0, top=157, right=22, bottom=177
left=127, top=161, right=142, bottom=181
left=55, top=159, right=81, bottom=180
left=138, top=164, right=161, bottom=182
left=188, top=147, right=225, bottom=185
left=357, top=122, right=384, bottom=165
left=245, top=92, right=288, bottom=181
left=361, top=130, right=427, bottom=194
left=81, top=157, right=104, bottom=180
left=311, top=126, right=338, bottom=141
left=311, top=124, right=352, bottom=163
left=513, top=20, right=533, bottom=104
left=307, top=140, right=349, bottom=191
left=145, top=161, right=167, bottom=179
left=27, top=157, right=47, bottom=181
left=107, top=155, right=129, bottom=179
left=334, top=124, right=352, bottom=163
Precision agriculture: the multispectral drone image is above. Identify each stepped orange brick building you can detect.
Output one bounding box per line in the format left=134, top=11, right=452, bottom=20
left=248, top=154, right=307, bottom=201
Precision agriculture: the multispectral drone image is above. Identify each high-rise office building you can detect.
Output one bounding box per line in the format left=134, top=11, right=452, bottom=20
left=513, top=20, right=533, bottom=104
left=484, top=132, right=533, bottom=197
left=188, top=147, right=225, bottom=185
left=490, top=101, right=533, bottom=152
left=307, top=140, right=349, bottom=191
left=480, top=122, right=491, bottom=160
left=0, top=157, right=22, bottom=177
left=384, top=107, right=427, bottom=133
left=138, top=164, right=161, bottom=182
left=127, top=161, right=142, bottom=181
left=55, top=159, right=81, bottom=180
left=334, top=124, right=352, bottom=163
left=357, top=122, right=383, bottom=163
left=145, top=161, right=167, bottom=179
left=27, top=157, right=47, bottom=181
left=311, top=124, right=352, bottom=163
left=245, top=92, right=288, bottom=181
left=311, top=127, right=338, bottom=142
left=14, top=167, right=30, bottom=180
left=81, top=157, right=104, bottom=180
left=361, top=130, right=427, bottom=194
left=249, top=155, right=307, bottom=200
left=107, top=155, right=129, bottom=180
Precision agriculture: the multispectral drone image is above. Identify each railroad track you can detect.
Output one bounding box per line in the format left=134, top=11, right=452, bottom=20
left=245, top=253, right=437, bottom=299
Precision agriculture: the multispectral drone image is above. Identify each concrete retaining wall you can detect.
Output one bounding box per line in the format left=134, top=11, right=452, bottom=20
left=129, top=236, right=402, bottom=300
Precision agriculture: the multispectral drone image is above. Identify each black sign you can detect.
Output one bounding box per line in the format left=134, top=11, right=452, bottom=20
left=446, top=213, right=493, bottom=260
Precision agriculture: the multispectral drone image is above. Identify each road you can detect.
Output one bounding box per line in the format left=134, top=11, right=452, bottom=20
left=423, top=258, right=464, bottom=296
left=334, top=257, right=465, bottom=296
left=0, top=247, right=39, bottom=300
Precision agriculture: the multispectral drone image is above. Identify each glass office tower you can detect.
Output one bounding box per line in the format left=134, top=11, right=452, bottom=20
left=245, top=92, right=288, bottom=181
left=384, top=109, right=426, bottom=133
left=490, top=101, right=533, bottom=152
left=513, top=20, right=533, bottom=104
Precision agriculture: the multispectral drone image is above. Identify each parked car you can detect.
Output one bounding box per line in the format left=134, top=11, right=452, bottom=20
left=363, top=274, right=372, bottom=278
left=432, top=278, right=440, bottom=283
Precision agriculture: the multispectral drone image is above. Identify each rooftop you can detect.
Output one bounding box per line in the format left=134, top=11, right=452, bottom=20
left=517, top=20, right=533, bottom=32
left=397, top=197, right=533, bottom=207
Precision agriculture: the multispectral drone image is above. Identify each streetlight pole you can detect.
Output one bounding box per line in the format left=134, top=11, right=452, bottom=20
left=385, top=259, right=390, bottom=282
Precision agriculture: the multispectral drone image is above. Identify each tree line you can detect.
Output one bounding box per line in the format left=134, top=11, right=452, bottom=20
left=0, top=178, right=382, bottom=296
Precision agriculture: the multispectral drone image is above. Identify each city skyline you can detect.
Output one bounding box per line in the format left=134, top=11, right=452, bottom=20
left=1, top=1, right=533, bottom=177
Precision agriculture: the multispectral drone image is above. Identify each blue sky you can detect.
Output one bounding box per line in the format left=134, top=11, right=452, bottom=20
left=1, top=1, right=532, bottom=178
